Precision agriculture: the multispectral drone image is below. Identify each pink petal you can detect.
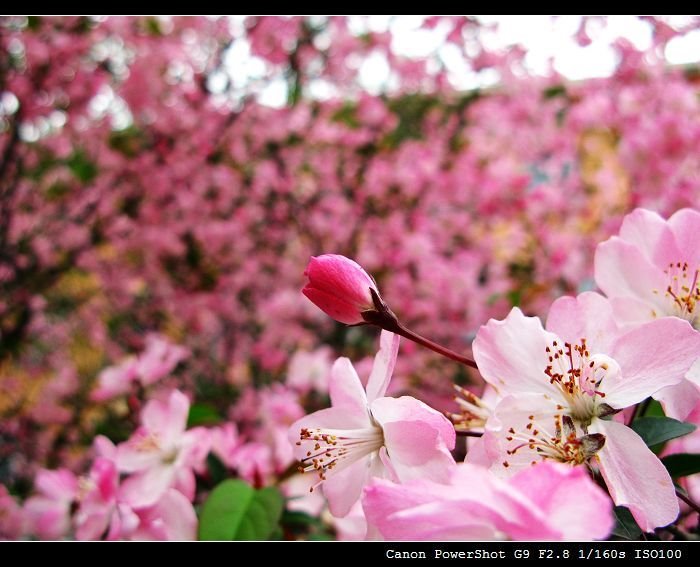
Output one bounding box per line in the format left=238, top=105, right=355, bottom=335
left=305, top=254, right=376, bottom=303
left=119, top=464, right=176, bottom=509
left=132, top=489, right=197, bottom=541
left=654, top=379, right=700, bottom=421
left=592, top=419, right=678, bottom=532
left=363, top=477, right=500, bottom=541
left=323, top=453, right=381, bottom=518
left=371, top=396, right=455, bottom=483
left=302, top=286, right=368, bottom=325
left=365, top=331, right=400, bottom=403
left=609, top=296, right=660, bottom=326
left=91, top=358, right=138, bottom=402
left=75, top=508, right=112, bottom=541
left=618, top=208, right=682, bottom=269
left=686, top=356, right=700, bottom=388
left=116, top=431, right=163, bottom=473
left=329, top=357, right=368, bottom=416
left=141, top=390, right=190, bottom=447
left=510, top=462, right=614, bottom=540
left=483, top=394, right=561, bottom=474
left=594, top=238, right=668, bottom=309
left=24, top=496, right=72, bottom=540
left=606, top=318, right=700, bottom=407
left=473, top=308, right=559, bottom=396
left=546, top=292, right=618, bottom=354
left=34, top=469, right=79, bottom=501
left=668, top=208, right=700, bottom=269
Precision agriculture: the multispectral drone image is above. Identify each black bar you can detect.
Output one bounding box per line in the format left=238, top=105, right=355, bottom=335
left=1, top=540, right=697, bottom=563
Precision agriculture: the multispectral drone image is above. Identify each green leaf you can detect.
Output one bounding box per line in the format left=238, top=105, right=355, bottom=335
left=66, top=151, right=97, bottom=183
left=662, top=453, right=700, bottom=479
left=630, top=416, right=696, bottom=448
left=642, top=399, right=665, bottom=418
left=198, top=480, right=284, bottom=541
left=611, top=506, right=642, bottom=540
left=543, top=84, right=567, bottom=100
left=187, top=403, right=222, bottom=427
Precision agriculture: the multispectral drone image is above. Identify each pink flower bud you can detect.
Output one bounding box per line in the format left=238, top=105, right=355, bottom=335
left=302, top=254, right=379, bottom=325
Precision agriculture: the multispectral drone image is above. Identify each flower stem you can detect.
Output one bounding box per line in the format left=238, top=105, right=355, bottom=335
left=394, top=322, right=478, bottom=369
left=362, top=288, right=478, bottom=369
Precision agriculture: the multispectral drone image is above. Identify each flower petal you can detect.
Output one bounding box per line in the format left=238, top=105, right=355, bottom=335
left=363, top=476, right=500, bottom=541
left=606, top=318, right=700, bottom=407
left=546, top=292, right=618, bottom=354
left=302, top=286, right=368, bottom=325
left=141, top=390, right=189, bottom=447
left=371, top=396, right=455, bottom=483
left=618, top=208, right=682, bottom=269
left=119, top=464, right=176, bottom=509
left=510, top=462, right=614, bottom=540
left=609, top=296, right=660, bottom=327
left=473, top=308, right=559, bottom=397
left=592, top=419, right=678, bottom=531
left=594, top=237, right=668, bottom=309
left=323, top=453, right=381, bottom=518
left=365, top=331, right=400, bottom=403
left=668, top=208, right=700, bottom=269
left=653, top=379, right=700, bottom=422
left=329, top=357, right=368, bottom=416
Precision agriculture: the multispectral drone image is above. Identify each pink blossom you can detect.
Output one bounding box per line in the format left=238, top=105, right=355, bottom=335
left=73, top=457, right=120, bottom=541
left=135, top=334, right=190, bottom=387
left=474, top=294, right=700, bottom=531
left=123, top=489, right=197, bottom=541
left=116, top=390, right=210, bottom=508
left=23, top=469, right=79, bottom=540
left=595, top=208, right=700, bottom=418
left=363, top=461, right=614, bottom=541
left=289, top=331, right=455, bottom=517
left=91, top=356, right=139, bottom=402
left=302, top=254, right=379, bottom=325
left=91, top=335, right=189, bottom=402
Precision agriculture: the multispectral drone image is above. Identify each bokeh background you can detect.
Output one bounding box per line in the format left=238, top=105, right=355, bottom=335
left=2, top=16, right=700, bottom=539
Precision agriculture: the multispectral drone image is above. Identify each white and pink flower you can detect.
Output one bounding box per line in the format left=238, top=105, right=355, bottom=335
left=289, top=330, right=456, bottom=517
left=474, top=293, right=700, bottom=531
left=595, top=207, right=700, bottom=419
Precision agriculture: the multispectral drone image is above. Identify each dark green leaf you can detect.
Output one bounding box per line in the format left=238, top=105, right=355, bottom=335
left=642, top=399, right=665, bottom=418
left=662, top=453, right=700, bottom=479
left=630, top=416, right=695, bottom=448
left=187, top=403, right=222, bottom=427
left=611, top=506, right=642, bottom=540
left=198, top=480, right=284, bottom=541
left=206, top=453, right=228, bottom=485
left=543, top=84, right=567, bottom=99
left=66, top=151, right=97, bottom=183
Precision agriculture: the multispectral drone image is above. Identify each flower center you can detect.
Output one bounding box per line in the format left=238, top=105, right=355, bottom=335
left=656, top=261, right=700, bottom=327
left=502, top=414, right=605, bottom=469
left=544, top=339, right=614, bottom=426
left=296, top=426, right=384, bottom=490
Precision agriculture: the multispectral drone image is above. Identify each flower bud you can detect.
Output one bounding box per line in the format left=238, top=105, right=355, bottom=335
left=302, top=254, right=378, bottom=325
